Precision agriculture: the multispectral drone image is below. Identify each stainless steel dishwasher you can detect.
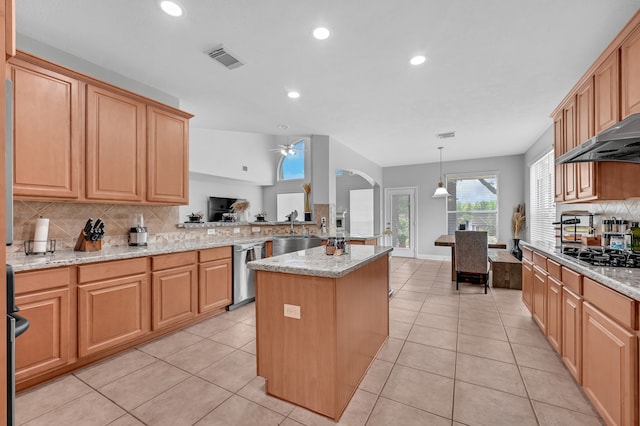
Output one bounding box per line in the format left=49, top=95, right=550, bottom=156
left=229, top=242, right=265, bottom=310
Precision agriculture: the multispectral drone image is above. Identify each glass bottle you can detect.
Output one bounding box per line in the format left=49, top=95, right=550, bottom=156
left=631, top=222, right=640, bottom=252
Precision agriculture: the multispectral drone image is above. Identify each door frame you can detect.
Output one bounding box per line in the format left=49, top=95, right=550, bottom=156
left=384, top=187, right=417, bottom=258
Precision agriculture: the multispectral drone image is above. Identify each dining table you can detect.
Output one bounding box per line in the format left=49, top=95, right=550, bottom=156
left=434, top=234, right=507, bottom=281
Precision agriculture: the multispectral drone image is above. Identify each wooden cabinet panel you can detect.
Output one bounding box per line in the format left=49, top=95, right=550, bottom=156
left=78, top=273, right=150, bottom=357
left=562, top=286, right=582, bottom=383
left=532, top=265, right=547, bottom=333
left=553, top=111, right=564, bottom=202
left=265, top=241, right=273, bottom=258
left=152, top=264, right=197, bottom=330
left=198, top=246, right=231, bottom=263
left=563, top=99, right=577, bottom=201
left=621, top=25, right=640, bottom=118
left=198, top=258, right=232, bottom=314
left=10, top=59, right=80, bottom=199
left=561, top=266, right=582, bottom=295
left=5, top=0, right=14, bottom=58
left=546, top=276, right=562, bottom=353
left=582, top=302, right=638, bottom=426
left=594, top=50, right=620, bottom=133
left=78, top=257, right=147, bottom=284
left=583, top=277, right=638, bottom=330
left=521, top=258, right=533, bottom=312
left=146, top=106, right=189, bottom=204
left=575, top=78, right=596, bottom=199
left=152, top=251, right=197, bottom=271
left=15, top=287, right=70, bottom=382
left=85, top=85, right=145, bottom=202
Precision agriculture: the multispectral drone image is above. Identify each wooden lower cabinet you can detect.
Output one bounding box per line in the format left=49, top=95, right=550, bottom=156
left=198, top=247, right=232, bottom=314
left=532, top=265, right=547, bottom=333
left=561, top=286, right=582, bottom=383
left=77, top=258, right=150, bottom=357
left=546, top=276, right=563, bottom=353
left=15, top=268, right=72, bottom=383
left=582, top=302, right=638, bottom=426
left=265, top=240, right=273, bottom=258
left=521, top=258, right=533, bottom=312
left=151, top=252, right=198, bottom=330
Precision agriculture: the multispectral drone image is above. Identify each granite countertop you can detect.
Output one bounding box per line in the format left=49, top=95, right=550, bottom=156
left=7, top=236, right=271, bottom=272
left=177, top=221, right=316, bottom=228
left=520, top=240, right=640, bottom=302
left=247, top=245, right=393, bottom=279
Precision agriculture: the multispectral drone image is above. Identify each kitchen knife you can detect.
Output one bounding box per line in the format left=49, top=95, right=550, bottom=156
left=91, top=219, right=103, bottom=241
left=94, top=221, right=105, bottom=241
left=83, top=218, right=93, bottom=237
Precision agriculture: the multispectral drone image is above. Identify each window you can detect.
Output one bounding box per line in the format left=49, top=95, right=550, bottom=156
left=278, top=140, right=305, bottom=180
left=276, top=193, right=304, bottom=221
left=446, top=173, right=498, bottom=237
left=529, top=150, right=555, bottom=245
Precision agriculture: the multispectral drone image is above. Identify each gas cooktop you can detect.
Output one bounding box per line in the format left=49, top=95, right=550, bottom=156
left=562, top=246, right=640, bottom=268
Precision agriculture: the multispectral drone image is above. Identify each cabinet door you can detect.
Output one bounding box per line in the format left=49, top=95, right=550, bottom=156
left=15, top=287, right=70, bottom=382
left=78, top=273, right=150, bottom=357
left=10, top=60, right=80, bottom=199
left=199, top=258, right=232, bottom=314
left=85, top=85, right=145, bottom=202
left=575, top=78, right=596, bottom=200
left=152, top=264, right=197, bottom=330
left=582, top=302, right=638, bottom=426
left=621, top=26, right=640, bottom=118
left=532, top=265, right=547, bottom=333
left=553, top=111, right=564, bottom=202
left=546, top=276, right=563, bottom=353
left=562, top=286, right=582, bottom=383
left=147, top=106, right=189, bottom=204
left=563, top=98, right=577, bottom=201
left=521, top=259, right=533, bottom=312
left=594, top=50, right=620, bottom=133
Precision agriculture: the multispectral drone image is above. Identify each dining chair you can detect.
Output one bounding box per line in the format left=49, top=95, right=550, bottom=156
left=454, top=230, right=489, bottom=294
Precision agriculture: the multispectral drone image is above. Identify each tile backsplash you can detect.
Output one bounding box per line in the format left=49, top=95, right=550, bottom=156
left=559, top=199, right=640, bottom=223
left=10, top=201, right=322, bottom=254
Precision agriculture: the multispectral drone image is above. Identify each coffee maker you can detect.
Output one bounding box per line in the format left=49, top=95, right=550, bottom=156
left=128, top=213, right=148, bottom=246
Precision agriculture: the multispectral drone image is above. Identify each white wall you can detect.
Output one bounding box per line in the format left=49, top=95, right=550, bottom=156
left=190, top=128, right=277, bottom=185
left=383, top=154, right=525, bottom=258
left=179, top=172, right=263, bottom=221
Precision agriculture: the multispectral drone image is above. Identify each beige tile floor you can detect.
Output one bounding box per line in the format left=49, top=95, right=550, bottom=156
left=16, top=257, right=604, bottom=425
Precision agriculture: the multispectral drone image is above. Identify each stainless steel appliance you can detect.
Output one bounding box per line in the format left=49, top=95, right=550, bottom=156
left=336, top=211, right=347, bottom=231
left=562, top=246, right=640, bottom=268
left=6, top=265, right=29, bottom=425
left=128, top=213, right=148, bottom=246
left=556, top=113, right=640, bottom=163
left=229, top=242, right=265, bottom=310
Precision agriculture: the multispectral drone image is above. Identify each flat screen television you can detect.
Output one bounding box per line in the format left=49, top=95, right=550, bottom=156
left=208, top=197, right=237, bottom=222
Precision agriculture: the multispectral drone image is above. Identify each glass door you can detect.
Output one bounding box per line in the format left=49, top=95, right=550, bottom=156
left=385, top=187, right=416, bottom=257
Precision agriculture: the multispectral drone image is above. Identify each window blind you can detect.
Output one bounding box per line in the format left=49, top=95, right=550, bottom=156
left=529, top=151, right=556, bottom=245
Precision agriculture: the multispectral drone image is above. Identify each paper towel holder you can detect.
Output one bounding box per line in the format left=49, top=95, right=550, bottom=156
left=24, top=239, right=56, bottom=255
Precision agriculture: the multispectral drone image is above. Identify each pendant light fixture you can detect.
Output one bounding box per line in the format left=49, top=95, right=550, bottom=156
left=432, top=146, right=450, bottom=198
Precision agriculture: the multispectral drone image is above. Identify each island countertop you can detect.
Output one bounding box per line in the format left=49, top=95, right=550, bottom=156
left=247, top=245, right=393, bottom=278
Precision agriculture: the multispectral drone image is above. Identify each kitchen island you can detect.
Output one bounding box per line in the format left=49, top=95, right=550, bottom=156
left=248, top=245, right=392, bottom=421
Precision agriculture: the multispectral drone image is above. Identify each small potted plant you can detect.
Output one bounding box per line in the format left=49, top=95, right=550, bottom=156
left=398, top=234, right=407, bottom=247
left=254, top=211, right=267, bottom=222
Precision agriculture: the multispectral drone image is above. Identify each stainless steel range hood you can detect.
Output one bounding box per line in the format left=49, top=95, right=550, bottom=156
left=556, top=113, right=640, bottom=164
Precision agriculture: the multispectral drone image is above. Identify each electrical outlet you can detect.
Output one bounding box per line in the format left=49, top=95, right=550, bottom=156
left=283, top=304, right=301, bottom=319
left=252, top=227, right=260, bottom=233
left=207, top=229, right=216, bottom=235
left=233, top=227, right=240, bottom=234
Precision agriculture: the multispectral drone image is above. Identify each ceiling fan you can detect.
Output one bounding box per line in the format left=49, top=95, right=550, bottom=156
left=270, top=141, right=304, bottom=156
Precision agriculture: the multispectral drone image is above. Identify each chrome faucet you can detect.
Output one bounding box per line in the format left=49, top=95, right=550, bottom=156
left=287, top=210, right=298, bottom=234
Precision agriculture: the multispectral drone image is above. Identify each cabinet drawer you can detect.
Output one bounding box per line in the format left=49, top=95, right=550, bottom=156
left=78, top=257, right=148, bottom=283
left=533, top=251, right=547, bottom=269
left=547, top=259, right=562, bottom=281
left=199, top=246, right=232, bottom=263
left=152, top=251, right=197, bottom=271
left=561, top=267, right=582, bottom=294
left=583, top=277, right=638, bottom=330
left=521, top=246, right=533, bottom=261
left=16, top=267, right=71, bottom=294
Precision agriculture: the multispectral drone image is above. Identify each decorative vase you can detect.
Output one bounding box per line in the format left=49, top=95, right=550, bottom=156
left=304, top=212, right=311, bottom=222
left=304, top=194, right=310, bottom=214
left=511, top=238, right=523, bottom=260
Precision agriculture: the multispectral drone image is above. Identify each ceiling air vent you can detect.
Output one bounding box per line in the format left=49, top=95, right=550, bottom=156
left=436, top=131, right=456, bottom=139
left=206, top=45, right=244, bottom=70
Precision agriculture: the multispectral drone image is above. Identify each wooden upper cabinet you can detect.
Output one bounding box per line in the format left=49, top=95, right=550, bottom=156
left=10, top=59, right=80, bottom=199
left=146, top=106, right=189, bottom=204
left=562, top=98, right=577, bottom=202
left=621, top=24, right=640, bottom=118
left=5, top=0, right=15, bottom=58
left=85, top=85, right=145, bottom=202
left=594, top=51, right=620, bottom=133
left=553, top=111, right=564, bottom=202
left=575, top=78, right=596, bottom=200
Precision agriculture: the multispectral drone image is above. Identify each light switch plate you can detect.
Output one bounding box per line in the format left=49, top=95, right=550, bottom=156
left=252, top=227, right=260, bottom=233
left=283, top=304, right=301, bottom=319
left=233, top=227, right=240, bottom=234
left=207, top=229, right=216, bottom=235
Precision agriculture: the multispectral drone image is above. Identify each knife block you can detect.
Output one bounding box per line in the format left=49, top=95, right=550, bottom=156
left=74, top=230, right=103, bottom=252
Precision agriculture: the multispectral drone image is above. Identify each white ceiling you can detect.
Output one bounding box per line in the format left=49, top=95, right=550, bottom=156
left=15, top=0, right=640, bottom=167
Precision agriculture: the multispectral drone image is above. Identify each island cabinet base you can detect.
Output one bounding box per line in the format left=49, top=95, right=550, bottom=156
left=255, top=255, right=389, bottom=421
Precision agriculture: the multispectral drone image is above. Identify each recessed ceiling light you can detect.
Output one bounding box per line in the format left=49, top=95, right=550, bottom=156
left=160, top=1, right=183, bottom=17
left=287, top=91, right=300, bottom=99
left=410, top=55, right=427, bottom=65
left=277, top=124, right=289, bottom=129
left=313, top=27, right=331, bottom=40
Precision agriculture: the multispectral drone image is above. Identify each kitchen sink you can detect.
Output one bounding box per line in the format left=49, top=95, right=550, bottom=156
left=271, top=235, right=322, bottom=256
